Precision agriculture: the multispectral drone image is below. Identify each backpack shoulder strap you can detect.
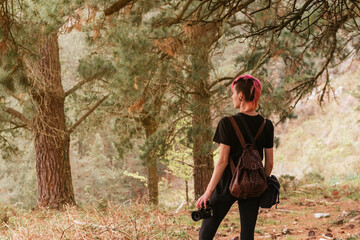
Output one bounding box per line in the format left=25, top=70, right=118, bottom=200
left=229, top=156, right=235, bottom=174
left=238, top=114, right=256, bottom=145
left=238, top=114, right=266, bottom=146
left=227, top=116, right=246, bottom=148
left=227, top=116, right=246, bottom=174
left=254, top=118, right=266, bottom=141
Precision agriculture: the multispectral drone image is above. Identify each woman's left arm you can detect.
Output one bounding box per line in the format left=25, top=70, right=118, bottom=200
left=195, top=143, right=230, bottom=209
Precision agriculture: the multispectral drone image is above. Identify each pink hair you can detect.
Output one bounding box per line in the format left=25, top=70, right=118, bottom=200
left=231, top=75, right=262, bottom=110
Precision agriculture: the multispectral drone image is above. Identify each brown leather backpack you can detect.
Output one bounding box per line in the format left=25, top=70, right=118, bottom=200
left=228, top=115, right=268, bottom=198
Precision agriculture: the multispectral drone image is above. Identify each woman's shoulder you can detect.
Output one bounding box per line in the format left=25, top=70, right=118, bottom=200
left=264, top=118, right=274, bottom=127
left=263, top=117, right=274, bottom=136
left=218, top=116, right=232, bottom=127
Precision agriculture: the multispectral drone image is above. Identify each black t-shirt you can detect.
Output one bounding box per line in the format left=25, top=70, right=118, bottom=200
left=211, top=113, right=274, bottom=200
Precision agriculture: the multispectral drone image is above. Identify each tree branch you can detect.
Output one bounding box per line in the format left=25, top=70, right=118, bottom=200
left=245, top=0, right=314, bottom=37
left=171, top=159, right=194, bottom=168
left=4, top=107, right=32, bottom=129
left=0, top=124, right=27, bottom=132
left=104, top=0, right=134, bottom=16
left=167, top=0, right=194, bottom=25
left=209, top=66, right=248, bottom=93
left=65, top=70, right=107, bottom=97
left=219, top=0, right=256, bottom=22
left=68, top=95, right=109, bottom=134
left=250, top=0, right=271, bottom=15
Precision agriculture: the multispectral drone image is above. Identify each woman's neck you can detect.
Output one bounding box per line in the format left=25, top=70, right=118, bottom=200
left=239, top=104, right=257, bottom=115
left=239, top=110, right=258, bottom=116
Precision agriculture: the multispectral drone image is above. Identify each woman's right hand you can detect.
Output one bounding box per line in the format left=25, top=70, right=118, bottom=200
left=195, top=190, right=212, bottom=209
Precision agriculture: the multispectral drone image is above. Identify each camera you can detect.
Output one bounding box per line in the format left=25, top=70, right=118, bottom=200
left=191, top=201, right=213, bottom=221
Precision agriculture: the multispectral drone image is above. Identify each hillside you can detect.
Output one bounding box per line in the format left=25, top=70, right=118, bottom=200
left=273, top=64, right=360, bottom=182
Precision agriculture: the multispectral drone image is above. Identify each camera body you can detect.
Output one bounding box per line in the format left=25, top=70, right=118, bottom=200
left=191, top=202, right=213, bottom=221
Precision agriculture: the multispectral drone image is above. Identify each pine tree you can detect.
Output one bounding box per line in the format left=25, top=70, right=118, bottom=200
left=0, top=0, right=111, bottom=208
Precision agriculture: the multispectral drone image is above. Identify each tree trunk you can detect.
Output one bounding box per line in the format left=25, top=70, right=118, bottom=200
left=185, top=180, right=189, bottom=204
left=31, top=33, right=75, bottom=208
left=192, top=93, right=214, bottom=199
left=141, top=115, right=159, bottom=205
left=186, top=22, right=219, bottom=199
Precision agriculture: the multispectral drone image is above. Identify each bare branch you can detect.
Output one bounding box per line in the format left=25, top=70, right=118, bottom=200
left=167, top=0, right=194, bottom=25
left=319, top=67, right=330, bottom=107
left=65, top=70, right=108, bottom=97
left=209, top=77, right=234, bottom=89
left=0, top=124, right=27, bottom=132
left=250, top=0, right=271, bottom=15
left=68, top=95, right=109, bottom=134
left=219, top=0, right=256, bottom=22
left=171, top=159, right=194, bottom=168
left=104, top=0, right=134, bottom=16
left=4, top=107, right=32, bottom=128
left=246, top=0, right=314, bottom=37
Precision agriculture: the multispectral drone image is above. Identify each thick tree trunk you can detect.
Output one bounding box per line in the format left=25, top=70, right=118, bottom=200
left=186, top=22, right=219, bottom=199
left=31, top=33, right=75, bottom=208
left=141, top=115, right=159, bottom=205
left=192, top=93, right=214, bottom=199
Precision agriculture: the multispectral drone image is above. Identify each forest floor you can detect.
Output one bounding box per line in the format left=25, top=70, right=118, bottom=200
left=0, top=183, right=359, bottom=240
left=205, top=191, right=360, bottom=240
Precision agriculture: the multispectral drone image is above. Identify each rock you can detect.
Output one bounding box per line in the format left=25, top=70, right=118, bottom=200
left=215, top=232, right=222, bottom=237
left=231, top=236, right=240, bottom=240
left=308, top=230, right=316, bottom=236
left=349, top=215, right=360, bottom=223
left=314, top=213, right=330, bottom=218
left=340, top=210, right=349, bottom=217
left=293, top=221, right=297, bottom=225
left=333, top=219, right=344, bottom=225
left=325, top=232, right=333, bottom=238
left=282, top=228, right=292, bottom=235
left=195, top=227, right=201, bottom=231
left=226, top=227, right=233, bottom=233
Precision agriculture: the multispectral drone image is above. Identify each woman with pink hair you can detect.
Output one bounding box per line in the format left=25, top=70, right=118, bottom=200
left=195, top=75, right=274, bottom=240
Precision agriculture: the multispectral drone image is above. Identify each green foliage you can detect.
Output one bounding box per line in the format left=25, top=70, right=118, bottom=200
left=301, top=172, right=325, bottom=184
left=77, top=56, right=116, bottom=80
left=163, top=119, right=193, bottom=182
left=0, top=135, right=37, bottom=208
left=1, top=0, right=360, bottom=210
left=71, top=132, right=147, bottom=204
left=278, top=174, right=297, bottom=195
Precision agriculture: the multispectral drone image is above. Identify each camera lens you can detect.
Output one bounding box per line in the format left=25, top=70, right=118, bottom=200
left=191, top=211, right=202, bottom=221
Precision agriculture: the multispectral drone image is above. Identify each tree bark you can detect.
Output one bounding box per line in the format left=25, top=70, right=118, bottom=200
left=141, top=115, right=159, bottom=205
left=31, top=33, right=75, bottom=208
left=192, top=93, right=214, bottom=199
left=186, top=22, right=219, bottom=199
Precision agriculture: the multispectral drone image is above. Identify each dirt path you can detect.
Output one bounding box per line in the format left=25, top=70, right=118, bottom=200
left=211, top=196, right=360, bottom=240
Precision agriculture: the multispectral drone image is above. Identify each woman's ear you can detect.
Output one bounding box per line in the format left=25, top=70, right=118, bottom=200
left=238, top=92, right=243, bottom=101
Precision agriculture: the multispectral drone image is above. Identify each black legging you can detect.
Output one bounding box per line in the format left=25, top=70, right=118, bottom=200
left=199, top=195, right=261, bottom=240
